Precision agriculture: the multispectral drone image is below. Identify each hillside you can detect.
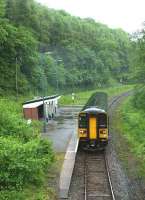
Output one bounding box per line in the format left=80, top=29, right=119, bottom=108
left=0, top=0, right=132, bottom=96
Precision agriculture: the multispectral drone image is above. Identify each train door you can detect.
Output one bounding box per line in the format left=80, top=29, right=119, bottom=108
left=89, top=116, right=97, bottom=139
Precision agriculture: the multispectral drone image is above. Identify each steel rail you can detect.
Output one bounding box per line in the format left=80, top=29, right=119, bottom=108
left=83, top=151, right=116, bottom=200
left=105, top=153, right=116, bottom=200
left=84, top=154, right=87, bottom=200
left=108, top=91, right=132, bottom=109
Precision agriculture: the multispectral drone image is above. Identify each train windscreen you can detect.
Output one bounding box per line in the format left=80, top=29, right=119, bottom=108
left=98, top=113, right=107, bottom=128
left=79, top=115, right=87, bottom=128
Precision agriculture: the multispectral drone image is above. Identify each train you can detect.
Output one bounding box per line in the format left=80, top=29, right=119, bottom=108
left=78, top=92, right=109, bottom=150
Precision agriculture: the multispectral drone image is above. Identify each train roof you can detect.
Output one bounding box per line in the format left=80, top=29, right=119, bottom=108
left=82, top=91, right=108, bottom=112
left=81, top=106, right=106, bottom=114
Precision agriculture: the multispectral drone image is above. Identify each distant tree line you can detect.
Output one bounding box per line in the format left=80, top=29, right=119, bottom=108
left=0, top=0, right=133, bottom=96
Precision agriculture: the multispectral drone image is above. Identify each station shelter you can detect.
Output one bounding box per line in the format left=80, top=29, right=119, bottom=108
left=23, top=95, right=61, bottom=121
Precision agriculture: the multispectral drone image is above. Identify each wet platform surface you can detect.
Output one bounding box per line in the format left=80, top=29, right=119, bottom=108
left=41, top=106, right=81, bottom=198
left=59, top=133, right=79, bottom=199
left=41, top=106, right=81, bottom=152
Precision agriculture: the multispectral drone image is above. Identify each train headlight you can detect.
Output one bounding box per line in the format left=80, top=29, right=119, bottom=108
left=80, top=129, right=87, bottom=134
left=79, top=129, right=87, bottom=137
left=99, top=129, right=107, bottom=134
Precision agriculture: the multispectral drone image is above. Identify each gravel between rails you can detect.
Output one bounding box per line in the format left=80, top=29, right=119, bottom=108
left=68, top=149, right=113, bottom=200
left=84, top=151, right=113, bottom=200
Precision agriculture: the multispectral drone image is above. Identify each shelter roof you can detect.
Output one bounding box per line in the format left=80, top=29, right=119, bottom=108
left=23, top=101, right=43, bottom=108
left=23, top=95, right=61, bottom=109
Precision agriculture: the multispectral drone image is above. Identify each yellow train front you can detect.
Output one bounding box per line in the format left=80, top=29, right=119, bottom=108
left=78, top=107, right=108, bottom=150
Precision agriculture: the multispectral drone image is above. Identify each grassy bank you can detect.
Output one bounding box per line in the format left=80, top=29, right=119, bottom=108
left=113, top=96, right=145, bottom=178
left=60, top=85, right=134, bottom=105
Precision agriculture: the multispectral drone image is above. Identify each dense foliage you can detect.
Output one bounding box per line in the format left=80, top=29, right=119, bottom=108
left=130, top=24, right=145, bottom=110
left=0, top=99, right=54, bottom=199
left=0, top=0, right=132, bottom=96
left=119, top=97, right=145, bottom=176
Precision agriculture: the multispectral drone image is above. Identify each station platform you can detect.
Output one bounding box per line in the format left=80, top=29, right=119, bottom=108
left=59, top=132, right=79, bottom=199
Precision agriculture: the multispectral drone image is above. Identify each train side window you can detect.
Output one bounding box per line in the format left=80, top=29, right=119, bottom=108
left=79, top=116, right=87, bottom=128
left=98, top=114, right=107, bottom=127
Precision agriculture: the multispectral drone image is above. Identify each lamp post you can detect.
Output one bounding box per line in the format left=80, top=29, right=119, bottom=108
left=15, top=56, right=18, bottom=101
left=43, top=52, right=62, bottom=94
left=55, top=59, right=62, bottom=94
left=40, top=53, right=48, bottom=133
left=40, top=52, right=62, bottom=132
left=43, top=96, right=47, bottom=133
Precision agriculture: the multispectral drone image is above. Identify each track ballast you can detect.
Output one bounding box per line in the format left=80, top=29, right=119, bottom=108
left=68, top=148, right=115, bottom=200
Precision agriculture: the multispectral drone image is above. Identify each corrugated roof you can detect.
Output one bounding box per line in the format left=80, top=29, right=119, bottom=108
left=23, top=101, right=43, bottom=108
left=23, top=96, right=61, bottom=109
left=23, top=95, right=60, bottom=105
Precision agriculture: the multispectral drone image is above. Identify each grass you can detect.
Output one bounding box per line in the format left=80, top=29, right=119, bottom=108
left=112, top=95, right=145, bottom=178
left=60, top=84, right=134, bottom=105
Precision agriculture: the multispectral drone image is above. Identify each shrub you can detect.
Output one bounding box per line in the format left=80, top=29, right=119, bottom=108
left=0, top=190, right=26, bottom=200
left=132, top=86, right=145, bottom=111
left=0, top=99, right=55, bottom=199
left=0, top=100, right=41, bottom=141
left=121, top=97, right=145, bottom=158
left=0, top=137, right=54, bottom=190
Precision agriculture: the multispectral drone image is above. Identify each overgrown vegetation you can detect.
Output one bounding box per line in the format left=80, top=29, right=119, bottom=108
left=119, top=25, right=145, bottom=174
left=0, top=0, right=132, bottom=96
left=0, top=99, right=55, bottom=199
left=60, top=85, right=133, bottom=105
left=114, top=95, right=145, bottom=177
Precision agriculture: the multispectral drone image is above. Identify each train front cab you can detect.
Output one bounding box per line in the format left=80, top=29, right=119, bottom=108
left=78, top=109, right=108, bottom=149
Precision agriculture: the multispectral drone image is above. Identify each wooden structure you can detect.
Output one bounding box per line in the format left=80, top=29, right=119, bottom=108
left=23, top=95, right=61, bottom=120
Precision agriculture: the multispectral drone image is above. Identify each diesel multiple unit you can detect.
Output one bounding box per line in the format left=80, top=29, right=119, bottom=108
left=78, top=92, right=108, bottom=149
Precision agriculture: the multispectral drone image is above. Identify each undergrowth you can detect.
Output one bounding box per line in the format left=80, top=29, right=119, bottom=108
left=116, top=96, right=145, bottom=177
left=60, top=85, right=133, bottom=105
left=0, top=99, right=55, bottom=199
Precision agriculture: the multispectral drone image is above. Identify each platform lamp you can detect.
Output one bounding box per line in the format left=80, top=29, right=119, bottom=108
left=15, top=56, right=18, bottom=101
left=44, top=51, right=62, bottom=94
left=40, top=52, right=49, bottom=133
left=55, top=58, right=62, bottom=94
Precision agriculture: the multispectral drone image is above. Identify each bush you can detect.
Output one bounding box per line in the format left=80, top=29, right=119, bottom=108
left=121, top=97, right=145, bottom=158
left=0, top=190, right=26, bottom=200
left=0, top=100, right=41, bottom=141
left=0, top=137, right=54, bottom=190
left=132, top=86, right=145, bottom=111
left=0, top=99, right=55, bottom=199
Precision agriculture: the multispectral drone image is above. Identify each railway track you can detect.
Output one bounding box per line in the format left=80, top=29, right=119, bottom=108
left=84, top=151, right=115, bottom=200
left=64, top=92, right=133, bottom=199
left=68, top=149, right=115, bottom=200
